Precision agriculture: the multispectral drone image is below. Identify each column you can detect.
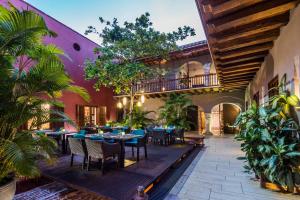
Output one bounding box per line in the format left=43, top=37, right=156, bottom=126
left=204, top=113, right=212, bottom=135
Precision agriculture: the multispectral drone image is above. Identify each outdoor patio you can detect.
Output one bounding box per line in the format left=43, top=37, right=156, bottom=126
left=1, top=0, right=300, bottom=200
left=37, top=143, right=196, bottom=200
left=166, top=136, right=300, bottom=200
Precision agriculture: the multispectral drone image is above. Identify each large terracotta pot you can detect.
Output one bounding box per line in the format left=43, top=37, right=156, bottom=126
left=0, top=178, right=16, bottom=200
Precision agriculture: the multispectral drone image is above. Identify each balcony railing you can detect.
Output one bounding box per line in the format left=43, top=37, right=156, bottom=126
left=132, top=73, right=219, bottom=94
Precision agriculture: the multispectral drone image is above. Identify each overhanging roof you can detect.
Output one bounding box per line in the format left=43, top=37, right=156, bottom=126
left=143, top=41, right=209, bottom=65
left=196, top=0, right=299, bottom=90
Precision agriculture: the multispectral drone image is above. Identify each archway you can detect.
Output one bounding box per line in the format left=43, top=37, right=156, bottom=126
left=210, top=103, right=241, bottom=135
left=177, top=61, right=205, bottom=79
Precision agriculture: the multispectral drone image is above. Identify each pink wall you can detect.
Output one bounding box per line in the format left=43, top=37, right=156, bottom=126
left=0, top=0, right=117, bottom=130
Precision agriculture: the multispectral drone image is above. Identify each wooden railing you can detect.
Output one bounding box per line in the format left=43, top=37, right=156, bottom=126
left=132, top=73, right=219, bottom=94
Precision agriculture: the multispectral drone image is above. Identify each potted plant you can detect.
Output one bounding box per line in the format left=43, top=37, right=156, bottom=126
left=235, top=90, right=300, bottom=193
left=0, top=5, right=89, bottom=199
left=159, top=93, right=194, bottom=130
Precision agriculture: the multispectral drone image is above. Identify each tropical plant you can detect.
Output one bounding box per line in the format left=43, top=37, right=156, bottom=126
left=235, top=90, right=300, bottom=192
left=159, top=93, right=193, bottom=129
left=0, top=5, right=89, bottom=186
left=124, top=106, right=155, bottom=129
left=84, top=12, right=195, bottom=125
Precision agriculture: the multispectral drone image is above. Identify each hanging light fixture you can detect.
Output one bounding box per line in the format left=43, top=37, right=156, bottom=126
left=137, top=101, right=142, bottom=107
left=122, top=97, right=127, bottom=105
left=141, top=94, right=145, bottom=104
left=117, top=102, right=123, bottom=109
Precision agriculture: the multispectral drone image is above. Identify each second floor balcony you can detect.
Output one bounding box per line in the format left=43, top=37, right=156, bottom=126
left=121, top=73, right=220, bottom=96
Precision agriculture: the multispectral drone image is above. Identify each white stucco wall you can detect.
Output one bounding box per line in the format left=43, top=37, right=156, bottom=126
left=246, top=5, right=300, bottom=104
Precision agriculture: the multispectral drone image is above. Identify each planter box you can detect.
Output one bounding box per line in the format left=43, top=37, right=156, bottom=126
left=260, top=178, right=300, bottom=194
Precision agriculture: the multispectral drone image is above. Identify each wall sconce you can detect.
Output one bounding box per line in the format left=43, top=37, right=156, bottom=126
left=117, top=102, right=123, bottom=109
left=141, top=94, right=145, bottom=103
left=137, top=101, right=142, bottom=107
left=122, top=97, right=127, bottom=106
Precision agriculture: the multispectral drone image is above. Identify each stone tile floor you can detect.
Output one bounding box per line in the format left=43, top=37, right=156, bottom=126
left=165, top=135, right=300, bottom=200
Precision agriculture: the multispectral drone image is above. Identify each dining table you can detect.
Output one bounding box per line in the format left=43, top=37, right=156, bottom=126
left=43, top=131, right=77, bottom=154
left=86, top=133, right=140, bottom=168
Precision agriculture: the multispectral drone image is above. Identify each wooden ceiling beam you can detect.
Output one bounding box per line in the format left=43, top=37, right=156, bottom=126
left=200, top=0, right=228, bottom=6
left=210, top=12, right=289, bottom=40
left=222, top=68, right=258, bottom=74
left=222, top=64, right=261, bottom=74
left=214, top=30, right=279, bottom=52
left=210, top=0, right=266, bottom=18
left=207, top=0, right=297, bottom=33
left=222, top=70, right=258, bottom=78
left=223, top=77, right=254, bottom=82
left=223, top=74, right=256, bottom=80
left=224, top=82, right=249, bottom=86
left=219, top=58, right=264, bottom=68
left=216, top=51, right=268, bottom=65
left=215, top=42, right=273, bottom=59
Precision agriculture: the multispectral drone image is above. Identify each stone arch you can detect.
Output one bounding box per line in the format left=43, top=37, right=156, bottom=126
left=209, top=102, right=241, bottom=135
left=191, top=91, right=245, bottom=113
left=177, top=61, right=205, bottom=78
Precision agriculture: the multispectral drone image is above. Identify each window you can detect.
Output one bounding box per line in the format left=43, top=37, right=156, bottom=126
left=76, top=105, right=106, bottom=127
left=253, top=91, right=259, bottom=105
left=27, top=104, right=51, bottom=130
left=73, top=43, right=81, bottom=51
left=268, top=75, right=279, bottom=98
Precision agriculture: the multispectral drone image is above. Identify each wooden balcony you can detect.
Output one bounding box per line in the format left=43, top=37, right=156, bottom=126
left=116, top=73, right=220, bottom=98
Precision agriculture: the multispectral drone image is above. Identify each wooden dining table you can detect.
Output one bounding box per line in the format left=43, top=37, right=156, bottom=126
left=43, top=131, right=77, bottom=154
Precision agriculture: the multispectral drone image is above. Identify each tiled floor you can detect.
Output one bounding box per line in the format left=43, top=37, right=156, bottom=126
left=165, top=135, right=300, bottom=200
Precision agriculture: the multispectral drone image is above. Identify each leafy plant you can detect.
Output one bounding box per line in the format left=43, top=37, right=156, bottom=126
left=159, top=93, right=193, bottom=129
left=235, top=90, right=300, bottom=192
left=124, top=106, right=155, bottom=129
left=84, top=12, right=195, bottom=125
left=0, top=5, right=89, bottom=185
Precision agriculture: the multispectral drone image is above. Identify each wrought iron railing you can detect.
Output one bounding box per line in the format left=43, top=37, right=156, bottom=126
left=132, top=73, right=219, bottom=94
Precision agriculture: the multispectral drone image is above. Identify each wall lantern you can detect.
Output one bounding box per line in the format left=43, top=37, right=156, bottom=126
left=117, top=102, right=123, bottom=109
left=122, top=97, right=127, bottom=106
left=137, top=101, right=142, bottom=107
left=141, top=94, right=145, bottom=104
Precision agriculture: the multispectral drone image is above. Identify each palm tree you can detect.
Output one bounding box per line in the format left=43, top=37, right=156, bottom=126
left=159, top=93, right=193, bottom=129
left=124, top=106, right=155, bottom=129
left=0, top=5, right=89, bottom=186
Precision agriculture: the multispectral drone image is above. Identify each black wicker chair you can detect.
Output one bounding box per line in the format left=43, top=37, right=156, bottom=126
left=85, top=139, right=121, bottom=174
left=174, top=128, right=185, bottom=143
left=151, top=129, right=169, bottom=146
left=125, top=130, right=148, bottom=161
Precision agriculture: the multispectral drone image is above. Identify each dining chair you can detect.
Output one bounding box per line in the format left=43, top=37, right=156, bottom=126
left=68, top=137, right=87, bottom=170
left=174, top=128, right=185, bottom=143
left=151, top=129, right=169, bottom=146
left=85, top=139, right=121, bottom=174
left=125, top=129, right=148, bottom=161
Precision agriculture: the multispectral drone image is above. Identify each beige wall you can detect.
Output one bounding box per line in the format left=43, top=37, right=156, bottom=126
left=142, top=90, right=245, bottom=120
left=246, top=5, right=300, bottom=104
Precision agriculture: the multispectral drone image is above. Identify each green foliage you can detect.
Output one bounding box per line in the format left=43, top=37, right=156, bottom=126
left=84, top=12, right=195, bottom=94
left=0, top=5, right=89, bottom=183
left=124, top=106, right=155, bottom=129
left=235, top=92, right=300, bottom=192
left=159, top=93, right=193, bottom=129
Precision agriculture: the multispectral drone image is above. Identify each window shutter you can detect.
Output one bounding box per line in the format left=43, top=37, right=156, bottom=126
left=76, top=105, right=85, bottom=127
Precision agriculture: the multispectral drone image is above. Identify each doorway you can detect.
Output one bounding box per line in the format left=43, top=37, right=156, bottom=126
left=210, top=103, right=241, bottom=135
